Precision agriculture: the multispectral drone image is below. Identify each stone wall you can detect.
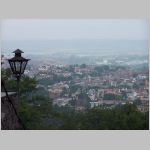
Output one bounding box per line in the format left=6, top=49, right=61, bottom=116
left=1, top=92, right=23, bottom=130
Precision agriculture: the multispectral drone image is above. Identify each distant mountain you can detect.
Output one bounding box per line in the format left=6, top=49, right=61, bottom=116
left=1, top=39, right=148, bottom=56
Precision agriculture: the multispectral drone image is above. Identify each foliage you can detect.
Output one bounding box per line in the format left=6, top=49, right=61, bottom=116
left=103, top=93, right=123, bottom=100
left=2, top=68, right=37, bottom=93
left=69, top=85, right=81, bottom=93
left=18, top=95, right=53, bottom=129
left=38, top=74, right=72, bottom=86
left=80, top=64, right=86, bottom=68
left=3, top=76, right=37, bottom=94
left=1, top=68, right=12, bottom=80
left=95, top=65, right=110, bottom=74
left=20, top=76, right=37, bottom=93
left=18, top=99, right=149, bottom=130
left=58, top=104, right=149, bottom=130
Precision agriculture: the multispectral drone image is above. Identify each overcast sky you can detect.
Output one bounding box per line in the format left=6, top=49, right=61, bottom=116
left=1, top=19, right=148, bottom=41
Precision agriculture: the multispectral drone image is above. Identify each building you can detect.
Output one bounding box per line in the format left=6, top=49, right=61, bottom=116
left=53, top=98, right=72, bottom=107
left=137, top=104, right=149, bottom=112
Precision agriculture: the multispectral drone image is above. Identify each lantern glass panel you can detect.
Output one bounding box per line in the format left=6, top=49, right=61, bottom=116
left=15, top=61, right=21, bottom=73
left=9, top=61, right=15, bottom=73
left=9, top=61, right=13, bottom=72
left=21, top=61, right=27, bottom=74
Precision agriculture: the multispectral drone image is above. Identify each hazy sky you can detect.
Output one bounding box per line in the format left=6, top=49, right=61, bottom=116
left=1, top=19, right=148, bottom=41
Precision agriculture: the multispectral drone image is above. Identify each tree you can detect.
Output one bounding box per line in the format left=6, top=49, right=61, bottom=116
left=20, top=76, right=37, bottom=94
left=2, top=67, right=37, bottom=92
left=80, top=64, right=86, bottom=68
left=18, top=95, right=53, bottom=129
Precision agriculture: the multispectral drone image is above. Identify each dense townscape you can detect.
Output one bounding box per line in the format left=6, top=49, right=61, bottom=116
left=4, top=54, right=149, bottom=112
left=1, top=53, right=149, bottom=129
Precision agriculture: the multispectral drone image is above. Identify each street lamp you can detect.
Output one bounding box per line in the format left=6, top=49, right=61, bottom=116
left=8, top=49, right=30, bottom=101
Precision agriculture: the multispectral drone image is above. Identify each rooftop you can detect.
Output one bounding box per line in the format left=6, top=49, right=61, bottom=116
left=13, top=49, right=24, bottom=54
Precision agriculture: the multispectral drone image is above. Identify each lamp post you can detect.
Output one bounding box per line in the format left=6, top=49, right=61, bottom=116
left=8, top=49, right=30, bottom=101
